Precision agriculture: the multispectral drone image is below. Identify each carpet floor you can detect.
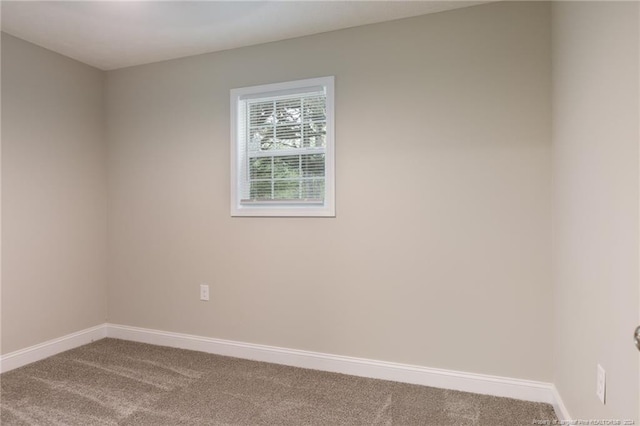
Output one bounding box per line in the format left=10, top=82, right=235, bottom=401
left=0, top=338, right=557, bottom=425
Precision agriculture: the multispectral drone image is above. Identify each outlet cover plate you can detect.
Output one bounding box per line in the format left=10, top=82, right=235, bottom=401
left=200, top=284, right=209, bottom=301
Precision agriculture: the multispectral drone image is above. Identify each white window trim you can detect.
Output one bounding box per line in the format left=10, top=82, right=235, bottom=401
left=230, top=76, right=335, bottom=217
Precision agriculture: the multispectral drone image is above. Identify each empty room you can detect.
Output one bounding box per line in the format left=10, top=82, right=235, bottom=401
left=1, top=1, right=639, bottom=424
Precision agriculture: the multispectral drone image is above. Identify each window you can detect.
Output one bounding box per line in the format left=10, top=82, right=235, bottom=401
left=230, top=76, right=335, bottom=217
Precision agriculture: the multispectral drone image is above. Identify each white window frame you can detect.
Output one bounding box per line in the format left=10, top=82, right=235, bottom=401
left=230, top=76, right=335, bottom=217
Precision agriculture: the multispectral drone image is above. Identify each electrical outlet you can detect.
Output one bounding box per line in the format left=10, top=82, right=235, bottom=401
left=200, top=284, right=209, bottom=301
left=596, top=364, right=606, bottom=404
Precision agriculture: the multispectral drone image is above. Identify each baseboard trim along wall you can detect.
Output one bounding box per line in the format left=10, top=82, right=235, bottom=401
left=0, top=324, right=107, bottom=373
left=0, top=323, right=570, bottom=421
left=105, top=323, right=567, bottom=418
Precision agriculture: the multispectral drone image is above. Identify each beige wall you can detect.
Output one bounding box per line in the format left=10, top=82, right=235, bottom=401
left=106, top=1, right=553, bottom=381
left=552, top=1, right=640, bottom=420
left=1, top=34, right=107, bottom=354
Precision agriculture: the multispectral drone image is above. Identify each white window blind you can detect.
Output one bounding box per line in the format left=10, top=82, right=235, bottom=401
left=231, top=77, right=335, bottom=217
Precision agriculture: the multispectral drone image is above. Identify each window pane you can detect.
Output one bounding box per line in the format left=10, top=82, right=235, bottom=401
left=249, top=101, right=275, bottom=126
left=249, top=126, right=273, bottom=151
left=275, top=124, right=301, bottom=149
left=274, top=180, right=300, bottom=199
left=302, top=122, right=326, bottom=148
left=273, top=155, right=300, bottom=179
left=301, top=154, right=325, bottom=177
left=250, top=181, right=272, bottom=199
left=249, top=157, right=272, bottom=180
left=275, top=98, right=302, bottom=124
left=302, top=179, right=325, bottom=199
left=303, top=96, right=326, bottom=122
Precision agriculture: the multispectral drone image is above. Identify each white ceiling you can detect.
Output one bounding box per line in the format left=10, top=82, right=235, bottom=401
left=1, top=1, right=491, bottom=71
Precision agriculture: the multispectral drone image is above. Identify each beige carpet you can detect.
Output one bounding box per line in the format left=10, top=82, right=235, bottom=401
left=1, top=338, right=557, bottom=425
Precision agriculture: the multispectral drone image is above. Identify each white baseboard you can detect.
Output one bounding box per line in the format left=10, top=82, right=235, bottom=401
left=0, top=324, right=107, bottom=373
left=1, top=322, right=570, bottom=420
left=106, top=323, right=556, bottom=406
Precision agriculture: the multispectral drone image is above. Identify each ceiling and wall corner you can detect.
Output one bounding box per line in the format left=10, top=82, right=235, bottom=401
left=0, top=1, right=493, bottom=70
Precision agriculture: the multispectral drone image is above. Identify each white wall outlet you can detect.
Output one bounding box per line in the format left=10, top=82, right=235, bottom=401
left=199, top=284, right=209, bottom=301
left=596, top=363, right=606, bottom=404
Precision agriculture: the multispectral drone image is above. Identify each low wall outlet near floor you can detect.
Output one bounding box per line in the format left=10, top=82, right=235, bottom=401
left=596, top=363, right=606, bottom=404
left=200, top=284, right=210, bottom=301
